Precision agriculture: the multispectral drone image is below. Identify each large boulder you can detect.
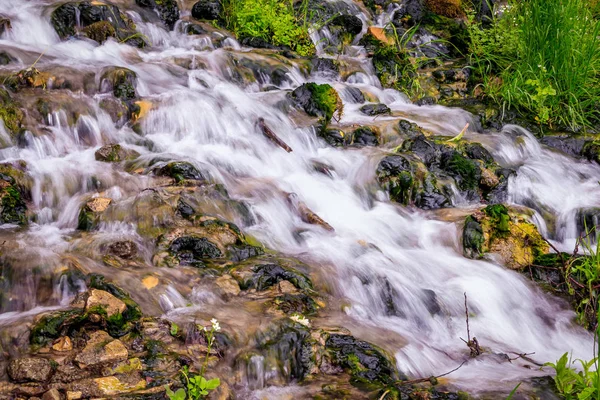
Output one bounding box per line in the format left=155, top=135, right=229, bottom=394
left=463, top=204, right=549, bottom=269
left=191, top=0, right=223, bottom=21
left=51, top=2, right=145, bottom=47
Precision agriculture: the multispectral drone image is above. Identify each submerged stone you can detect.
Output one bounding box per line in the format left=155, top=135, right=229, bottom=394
left=155, top=161, right=205, bottom=183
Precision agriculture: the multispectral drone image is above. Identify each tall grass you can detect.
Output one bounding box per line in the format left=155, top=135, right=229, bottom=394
left=468, top=0, right=600, bottom=131
left=221, top=0, right=314, bottom=56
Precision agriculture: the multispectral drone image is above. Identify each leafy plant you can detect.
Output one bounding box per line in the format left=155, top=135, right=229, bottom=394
left=545, top=353, right=599, bottom=399
left=166, top=318, right=221, bottom=400
left=466, top=0, right=600, bottom=131
left=221, top=0, right=314, bottom=56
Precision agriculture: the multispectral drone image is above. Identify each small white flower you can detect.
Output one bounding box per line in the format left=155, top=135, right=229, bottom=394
left=203, top=326, right=208, bottom=332
left=290, top=314, right=310, bottom=327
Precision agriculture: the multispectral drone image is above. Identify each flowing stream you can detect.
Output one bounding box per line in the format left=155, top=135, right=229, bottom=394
left=1, top=0, right=600, bottom=396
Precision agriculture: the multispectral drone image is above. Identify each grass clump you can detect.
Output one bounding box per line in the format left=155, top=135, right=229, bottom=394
left=221, top=0, right=314, bottom=56
left=467, top=0, right=600, bottom=131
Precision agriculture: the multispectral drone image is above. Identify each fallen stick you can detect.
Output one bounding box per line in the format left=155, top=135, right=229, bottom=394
left=257, top=117, right=293, bottom=153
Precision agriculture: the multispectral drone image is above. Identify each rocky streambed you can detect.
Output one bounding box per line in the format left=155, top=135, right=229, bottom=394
left=0, top=0, right=599, bottom=399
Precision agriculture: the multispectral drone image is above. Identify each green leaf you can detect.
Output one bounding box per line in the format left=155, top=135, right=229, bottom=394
left=205, top=378, right=221, bottom=390
left=577, top=387, right=596, bottom=400
left=505, top=382, right=521, bottom=400
left=170, top=323, right=179, bottom=336
left=165, top=387, right=186, bottom=400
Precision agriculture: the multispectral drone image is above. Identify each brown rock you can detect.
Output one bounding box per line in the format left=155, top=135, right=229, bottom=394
left=215, top=275, right=241, bottom=298
left=7, top=357, right=53, bottom=383
left=86, top=197, right=111, bottom=213
left=52, top=336, right=73, bottom=352
left=85, top=289, right=126, bottom=317
left=480, top=168, right=499, bottom=189
left=278, top=280, right=298, bottom=294
left=66, top=392, right=82, bottom=400
left=74, top=331, right=128, bottom=369
left=42, top=388, right=62, bottom=400
left=107, top=240, right=138, bottom=259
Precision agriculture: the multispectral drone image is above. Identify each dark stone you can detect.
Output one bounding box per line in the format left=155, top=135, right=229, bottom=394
left=415, top=174, right=450, bottom=209
left=422, top=289, right=441, bottom=315
left=540, top=136, right=586, bottom=158
left=310, top=58, right=340, bottom=78
left=289, top=83, right=339, bottom=123
left=397, top=119, right=423, bottom=138
left=185, top=23, right=206, bottom=35
left=258, top=321, right=312, bottom=380
left=376, top=155, right=414, bottom=205
left=135, top=0, right=180, bottom=30
left=51, top=3, right=77, bottom=38
left=191, top=0, right=223, bottom=20
left=440, top=150, right=481, bottom=191
left=330, top=14, right=363, bottom=36
left=176, top=199, right=195, bottom=219
left=156, top=161, right=204, bottom=182
left=392, top=0, right=425, bottom=27
left=319, top=128, right=352, bottom=147
left=169, top=236, right=223, bottom=266
left=325, top=334, right=397, bottom=385
left=7, top=357, right=53, bottom=383
left=464, top=143, right=493, bottom=163
left=432, top=68, right=470, bottom=84
left=275, top=293, right=318, bottom=315
left=463, top=217, right=483, bottom=258
left=228, top=244, right=264, bottom=262
left=107, top=241, right=137, bottom=259
left=360, top=103, right=390, bottom=116
left=343, top=87, right=365, bottom=103
left=352, top=126, right=379, bottom=146
left=406, top=135, right=438, bottom=165
left=240, top=36, right=283, bottom=50
left=243, top=264, right=312, bottom=291
left=0, top=51, right=13, bottom=65
left=582, top=142, right=600, bottom=165
left=101, top=67, right=138, bottom=101
left=415, top=96, right=437, bottom=106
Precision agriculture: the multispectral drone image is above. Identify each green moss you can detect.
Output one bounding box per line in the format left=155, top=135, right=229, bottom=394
left=88, top=274, right=142, bottom=323
left=0, top=89, right=24, bottom=136
left=483, top=204, right=510, bottom=233
left=389, top=171, right=415, bottom=205
left=83, top=21, right=116, bottom=43
left=303, top=83, right=341, bottom=124
left=77, top=207, right=95, bottom=231
left=0, top=185, right=27, bottom=225
left=463, top=215, right=484, bottom=258
left=442, top=152, right=481, bottom=190
left=30, top=309, right=82, bottom=346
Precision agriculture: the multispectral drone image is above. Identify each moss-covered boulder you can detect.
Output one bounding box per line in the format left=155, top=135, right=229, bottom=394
left=51, top=2, right=145, bottom=47
left=376, top=155, right=415, bottom=205
left=425, top=0, right=463, bottom=18
left=191, top=0, right=223, bottom=21
left=289, top=83, right=342, bottom=125
left=154, top=161, right=205, bottom=183
left=463, top=204, right=550, bottom=269
left=0, top=88, right=24, bottom=137
left=95, top=144, right=139, bottom=163
left=77, top=197, right=112, bottom=231
left=100, top=67, right=138, bottom=102
left=135, top=0, right=180, bottom=30
left=0, top=163, right=31, bottom=225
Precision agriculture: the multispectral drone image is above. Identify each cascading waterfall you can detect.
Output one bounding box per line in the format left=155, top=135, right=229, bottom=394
left=0, top=0, right=598, bottom=396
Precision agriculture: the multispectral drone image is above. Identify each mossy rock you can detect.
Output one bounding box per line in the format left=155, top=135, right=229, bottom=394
left=325, top=333, right=399, bottom=391
left=83, top=21, right=116, bottom=43
left=376, top=155, right=415, bottom=205
left=101, top=67, right=138, bottom=101
left=289, top=83, right=342, bottom=125
left=77, top=197, right=112, bottom=231
left=425, top=0, right=463, bottom=19
left=0, top=164, right=31, bottom=225
left=0, top=88, right=24, bottom=136
left=51, top=2, right=146, bottom=47
left=463, top=205, right=550, bottom=269
left=440, top=150, right=481, bottom=191
left=95, top=144, right=139, bottom=162
left=154, top=161, right=205, bottom=183
left=236, top=263, right=314, bottom=292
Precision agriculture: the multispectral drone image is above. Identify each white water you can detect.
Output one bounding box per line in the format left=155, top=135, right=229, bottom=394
left=1, top=0, right=599, bottom=394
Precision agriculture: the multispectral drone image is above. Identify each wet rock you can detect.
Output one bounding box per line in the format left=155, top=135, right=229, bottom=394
left=0, top=174, right=28, bottom=225
left=397, top=119, right=425, bottom=138
left=318, top=128, right=352, bottom=147
left=329, top=14, right=363, bottom=37
left=0, top=88, right=24, bottom=136
left=7, top=357, right=53, bottom=383
left=392, top=0, right=426, bottom=27
left=289, top=83, right=342, bottom=125
left=352, top=126, right=380, bottom=146
left=155, top=161, right=205, bottom=183
left=135, top=0, right=180, bottom=30
left=0, top=17, right=10, bottom=35
left=185, top=23, right=206, bottom=35
left=540, top=135, right=586, bottom=158
left=440, top=150, right=481, bottom=191
left=77, top=197, right=111, bottom=231
left=107, top=240, right=138, bottom=259
left=414, top=174, right=451, bottom=209
left=82, top=21, right=115, bottom=43
left=51, top=2, right=144, bottom=47
left=168, top=236, right=223, bottom=266
left=75, top=330, right=128, bottom=368
left=359, top=103, right=390, bottom=116
left=376, top=155, right=414, bottom=205
left=85, top=289, right=127, bottom=318
left=95, top=144, right=138, bottom=162
left=0, top=51, right=15, bottom=65
left=228, top=244, right=264, bottom=262
left=100, top=67, right=137, bottom=101
left=30, top=309, right=82, bottom=346
left=582, top=141, right=600, bottom=165
left=404, top=135, right=438, bottom=165
left=463, top=205, right=550, bottom=269
left=464, top=142, right=493, bottom=163
left=432, top=67, right=470, bottom=84
left=342, top=87, right=365, bottom=104
left=237, top=264, right=313, bottom=292
left=310, top=58, right=340, bottom=78
left=215, top=275, right=241, bottom=298
left=325, top=334, right=397, bottom=387
left=191, top=0, right=223, bottom=21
